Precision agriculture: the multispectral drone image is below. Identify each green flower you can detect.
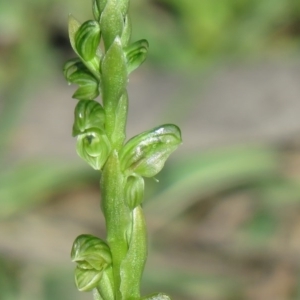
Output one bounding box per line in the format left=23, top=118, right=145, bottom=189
left=71, top=234, right=112, bottom=292
left=76, top=128, right=111, bottom=170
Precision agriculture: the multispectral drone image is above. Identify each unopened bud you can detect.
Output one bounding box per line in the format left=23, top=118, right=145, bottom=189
left=71, top=234, right=112, bottom=292
left=72, top=100, right=105, bottom=136
left=124, top=175, right=144, bottom=209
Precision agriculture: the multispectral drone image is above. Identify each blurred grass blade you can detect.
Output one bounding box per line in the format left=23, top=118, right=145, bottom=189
left=145, top=145, right=279, bottom=229
left=0, top=161, right=96, bottom=219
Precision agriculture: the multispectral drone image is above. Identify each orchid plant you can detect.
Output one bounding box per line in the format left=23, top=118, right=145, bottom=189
left=63, top=0, right=182, bottom=299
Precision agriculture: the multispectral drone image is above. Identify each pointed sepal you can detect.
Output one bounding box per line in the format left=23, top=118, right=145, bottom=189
left=68, top=14, right=81, bottom=55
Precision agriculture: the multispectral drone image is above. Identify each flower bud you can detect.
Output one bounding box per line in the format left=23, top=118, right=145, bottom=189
left=72, top=100, right=105, bottom=136
left=74, top=267, right=102, bottom=292
left=63, top=58, right=81, bottom=79
left=124, top=175, right=144, bottom=209
left=75, top=20, right=101, bottom=61
left=63, top=59, right=99, bottom=100
left=71, top=234, right=112, bottom=292
left=76, top=128, right=111, bottom=170
left=71, top=234, right=112, bottom=268
left=119, top=124, right=182, bottom=177
left=70, top=72, right=99, bottom=100
left=125, top=39, right=149, bottom=74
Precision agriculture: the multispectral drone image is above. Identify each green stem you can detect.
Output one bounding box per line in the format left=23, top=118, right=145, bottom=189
left=110, top=91, right=128, bottom=149
left=120, top=205, right=147, bottom=299
left=97, top=266, right=115, bottom=300
left=101, top=150, right=131, bottom=300
left=66, top=1, right=177, bottom=299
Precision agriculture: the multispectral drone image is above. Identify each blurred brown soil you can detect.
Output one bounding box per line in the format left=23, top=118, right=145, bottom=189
left=2, top=64, right=300, bottom=299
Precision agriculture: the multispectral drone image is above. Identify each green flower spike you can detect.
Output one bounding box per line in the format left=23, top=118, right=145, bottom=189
left=64, top=0, right=181, bottom=299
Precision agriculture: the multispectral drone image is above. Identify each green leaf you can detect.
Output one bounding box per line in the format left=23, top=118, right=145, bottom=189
left=101, top=36, right=127, bottom=109
left=124, top=174, right=144, bottom=209
left=75, top=20, right=101, bottom=61
left=76, top=128, right=111, bottom=170
left=68, top=14, right=81, bottom=55
left=125, top=39, right=149, bottom=73
left=74, top=267, right=103, bottom=292
left=73, top=100, right=105, bottom=136
left=100, top=0, right=124, bottom=50
left=119, top=124, right=182, bottom=177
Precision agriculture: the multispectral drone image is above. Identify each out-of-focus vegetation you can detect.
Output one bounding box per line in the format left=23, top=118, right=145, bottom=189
left=1, top=0, right=300, bottom=299
left=132, top=0, right=300, bottom=67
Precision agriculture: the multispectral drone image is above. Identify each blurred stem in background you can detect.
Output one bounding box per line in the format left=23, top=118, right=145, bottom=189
left=0, top=2, right=55, bottom=162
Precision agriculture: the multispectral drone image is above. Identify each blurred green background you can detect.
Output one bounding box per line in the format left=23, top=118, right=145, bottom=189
left=1, top=0, right=300, bottom=299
